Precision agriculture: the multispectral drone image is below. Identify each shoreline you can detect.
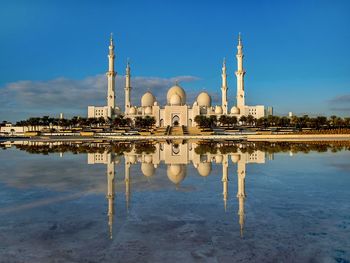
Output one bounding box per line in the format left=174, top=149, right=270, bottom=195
left=2, top=134, right=350, bottom=142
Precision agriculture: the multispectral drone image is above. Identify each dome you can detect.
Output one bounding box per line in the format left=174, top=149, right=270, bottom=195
left=141, top=92, right=155, bottom=107
left=215, top=106, right=223, bottom=114
left=170, top=94, right=181, bottom=106
left=230, top=106, right=240, bottom=114
left=145, top=106, right=152, bottom=115
left=167, top=84, right=186, bottom=105
left=197, top=162, right=212, bottom=177
left=197, top=92, right=211, bottom=107
left=167, top=164, right=186, bottom=184
left=141, top=163, right=155, bottom=177
left=231, top=154, right=241, bottom=163
left=129, top=107, right=136, bottom=115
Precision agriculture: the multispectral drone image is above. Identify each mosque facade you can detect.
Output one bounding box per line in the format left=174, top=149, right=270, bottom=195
left=88, top=34, right=266, bottom=126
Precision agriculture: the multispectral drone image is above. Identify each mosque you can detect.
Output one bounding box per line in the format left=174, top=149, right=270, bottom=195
left=87, top=34, right=266, bottom=126
left=87, top=141, right=268, bottom=239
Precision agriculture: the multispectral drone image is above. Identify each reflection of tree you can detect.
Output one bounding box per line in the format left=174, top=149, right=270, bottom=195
left=134, top=143, right=156, bottom=154
left=195, top=141, right=350, bottom=154
left=10, top=142, right=138, bottom=155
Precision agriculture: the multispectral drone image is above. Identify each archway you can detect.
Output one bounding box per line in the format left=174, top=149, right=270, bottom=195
left=172, top=115, right=180, bottom=126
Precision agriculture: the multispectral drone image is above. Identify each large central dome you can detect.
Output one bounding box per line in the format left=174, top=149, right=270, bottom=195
left=166, top=84, right=186, bottom=105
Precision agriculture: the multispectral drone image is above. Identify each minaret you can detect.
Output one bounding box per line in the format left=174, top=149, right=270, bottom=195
left=106, top=153, right=115, bottom=239
left=107, top=33, right=116, bottom=118
left=235, top=33, right=245, bottom=111
left=221, top=58, right=228, bottom=114
left=125, top=59, right=131, bottom=114
left=237, top=157, right=246, bottom=238
left=222, top=154, right=229, bottom=211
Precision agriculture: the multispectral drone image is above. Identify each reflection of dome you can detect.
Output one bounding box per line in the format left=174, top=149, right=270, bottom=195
left=170, top=94, right=181, bottom=106
left=141, top=163, right=155, bottom=177
left=197, top=92, right=211, bottom=107
left=141, top=92, right=155, bottom=107
left=215, top=105, right=223, bottom=114
left=129, top=106, right=136, bottom=115
left=197, top=162, right=212, bottom=177
left=167, top=164, right=186, bottom=184
left=128, top=155, right=137, bottom=164
left=167, top=84, right=186, bottom=105
left=230, top=106, right=240, bottom=114
left=144, top=155, right=153, bottom=164
left=215, top=155, right=223, bottom=163
left=231, top=154, right=241, bottom=163
left=145, top=106, right=152, bottom=115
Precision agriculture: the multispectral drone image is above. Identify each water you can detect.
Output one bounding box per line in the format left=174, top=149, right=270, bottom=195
left=0, top=140, right=349, bottom=262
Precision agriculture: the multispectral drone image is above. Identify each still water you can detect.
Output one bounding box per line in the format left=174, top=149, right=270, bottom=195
left=0, top=141, right=349, bottom=263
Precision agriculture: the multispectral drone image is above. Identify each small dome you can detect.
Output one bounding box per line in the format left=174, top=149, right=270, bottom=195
left=170, top=94, right=181, bottom=106
left=197, top=162, right=212, bottom=177
left=167, top=164, right=186, bottom=184
left=230, top=106, right=240, bottom=114
left=153, top=101, right=158, bottom=106
left=141, top=92, right=155, bottom=107
left=197, top=92, right=211, bottom=107
left=145, top=106, right=152, bottom=115
left=129, top=107, right=136, bottom=115
left=141, top=163, right=155, bottom=177
left=167, top=84, right=186, bottom=105
left=231, top=154, right=241, bottom=163
left=215, top=106, right=223, bottom=114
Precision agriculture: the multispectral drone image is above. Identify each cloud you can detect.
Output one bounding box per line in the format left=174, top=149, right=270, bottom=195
left=328, top=94, right=350, bottom=113
left=0, top=74, right=199, bottom=121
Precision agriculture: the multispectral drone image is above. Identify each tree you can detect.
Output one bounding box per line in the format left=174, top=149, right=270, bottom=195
left=239, top=115, right=247, bottom=125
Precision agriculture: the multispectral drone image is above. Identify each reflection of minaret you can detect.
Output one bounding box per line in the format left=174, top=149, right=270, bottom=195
left=235, top=33, right=245, bottom=111
left=222, top=154, right=229, bottom=212
left=221, top=58, right=228, bottom=114
left=237, top=157, right=246, bottom=238
left=125, top=158, right=131, bottom=211
left=106, top=153, right=115, bottom=239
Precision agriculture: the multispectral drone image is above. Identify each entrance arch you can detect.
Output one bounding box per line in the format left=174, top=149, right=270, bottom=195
left=172, top=115, right=180, bottom=126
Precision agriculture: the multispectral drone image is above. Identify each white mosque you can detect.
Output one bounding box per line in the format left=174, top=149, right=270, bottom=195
left=88, top=33, right=266, bottom=126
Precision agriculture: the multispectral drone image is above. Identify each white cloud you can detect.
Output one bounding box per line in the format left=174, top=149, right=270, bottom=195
left=0, top=74, right=199, bottom=121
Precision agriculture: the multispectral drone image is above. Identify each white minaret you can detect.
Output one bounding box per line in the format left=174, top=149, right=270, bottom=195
left=107, top=33, right=116, bottom=118
left=235, top=33, right=245, bottom=111
left=125, top=59, right=131, bottom=114
left=221, top=58, right=228, bottom=114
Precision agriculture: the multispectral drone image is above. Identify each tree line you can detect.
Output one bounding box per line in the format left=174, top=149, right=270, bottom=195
left=194, top=114, right=350, bottom=129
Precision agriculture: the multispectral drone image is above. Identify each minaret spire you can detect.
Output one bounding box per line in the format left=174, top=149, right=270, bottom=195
left=222, top=154, right=229, bottom=212
left=125, top=58, right=131, bottom=114
left=221, top=57, right=228, bottom=114
left=107, top=33, right=116, bottom=118
left=235, top=33, right=245, bottom=112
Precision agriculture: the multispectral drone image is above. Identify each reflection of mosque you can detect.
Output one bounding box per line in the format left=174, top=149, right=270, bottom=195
left=88, top=142, right=268, bottom=239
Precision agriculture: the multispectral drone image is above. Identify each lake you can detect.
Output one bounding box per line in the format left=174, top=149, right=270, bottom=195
left=0, top=140, right=349, bottom=263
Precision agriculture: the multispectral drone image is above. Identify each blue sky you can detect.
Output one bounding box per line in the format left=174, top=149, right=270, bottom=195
left=0, top=0, right=349, bottom=121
